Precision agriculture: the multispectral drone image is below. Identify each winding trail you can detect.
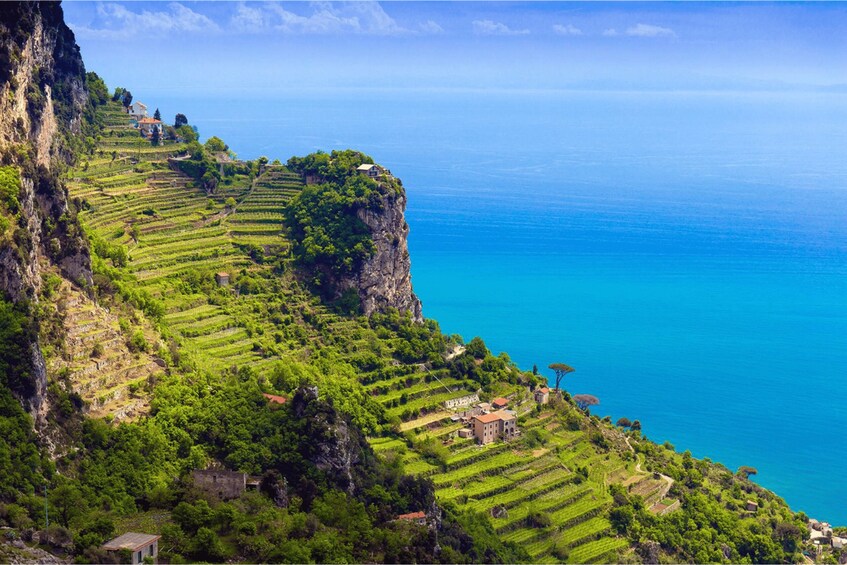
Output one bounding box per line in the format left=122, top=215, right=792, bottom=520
left=624, top=436, right=675, bottom=511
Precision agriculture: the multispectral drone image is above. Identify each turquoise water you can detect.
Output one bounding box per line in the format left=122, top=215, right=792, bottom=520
left=153, top=89, right=847, bottom=524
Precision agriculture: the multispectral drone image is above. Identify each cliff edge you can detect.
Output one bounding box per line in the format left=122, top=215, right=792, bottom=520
left=286, top=151, right=422, bottom=321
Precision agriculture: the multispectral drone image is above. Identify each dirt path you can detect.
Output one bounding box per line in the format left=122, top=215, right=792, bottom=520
left=624, top=436, right=675, bottom=509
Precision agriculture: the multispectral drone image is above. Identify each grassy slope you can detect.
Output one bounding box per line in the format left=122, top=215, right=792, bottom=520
left=64, top=101, right=802, bottom=564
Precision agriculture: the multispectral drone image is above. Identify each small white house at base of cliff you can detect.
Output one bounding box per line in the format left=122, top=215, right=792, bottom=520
left=102, top=532, right=160, bottom=564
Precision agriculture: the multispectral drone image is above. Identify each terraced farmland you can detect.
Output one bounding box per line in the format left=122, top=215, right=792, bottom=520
left=67, top=103, right=311, bottom=376
left=65, top=101, right=642, bottom=562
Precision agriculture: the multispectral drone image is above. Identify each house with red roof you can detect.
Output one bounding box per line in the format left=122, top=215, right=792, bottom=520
left=396, top=511, right=427, bottom=525
left=262, top=393, right=287, bottom=406
left=471, top=410, right=517, bottom=444
left=137, top=117, right=163, bottom=138
left=534, top=387, right=550, bottom=405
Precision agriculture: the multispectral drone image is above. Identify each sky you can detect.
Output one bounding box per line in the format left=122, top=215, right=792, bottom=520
left=61, top=1, right=847, bottom=96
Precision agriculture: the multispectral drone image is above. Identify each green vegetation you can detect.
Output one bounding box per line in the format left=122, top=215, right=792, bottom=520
left=0, top=68, right=824, bottom=565
left=284, top=150, right=400, bottom=294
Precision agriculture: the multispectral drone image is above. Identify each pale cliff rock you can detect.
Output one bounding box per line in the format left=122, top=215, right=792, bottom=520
left=340, top=189, right=423, bottom=322
left=0, top=2, right=91, bottom=425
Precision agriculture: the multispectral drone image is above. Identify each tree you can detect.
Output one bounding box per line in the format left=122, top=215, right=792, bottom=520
left=631, top=419, right=641, bottom=431
left=174, top=113, right=188, bottom=128
left=616, top=417, right=632, bottom=428
left=573, top=394, right=599, bottom=411
left=548, top=362, right=575, bottom=391
left=151, top=127, right=160, bottom=146
left=122, top=90, right=133, bottom=109
left=153, top=108, right=161, bottom=121
left=204, top=136, right=228, bottom=153
left=736, top=466, right=758, bottom=479
left=49, top=483, right=88, bottom=527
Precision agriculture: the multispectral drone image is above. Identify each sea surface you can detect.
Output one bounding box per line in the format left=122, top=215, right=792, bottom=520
left=152, top=89, right=847, bottom=524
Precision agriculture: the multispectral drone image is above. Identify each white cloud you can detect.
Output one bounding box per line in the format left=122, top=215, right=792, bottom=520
left=419, top=20, right=444, bottom=35
left=552, top=24, right=582, bottom=37
left=71, top=2, right=220, bottom=39
left=472, top=19, right=530, bottom=36
left=602, top=28, right=619, bottom=37
left=625, top=23, right=676, bottom=38
left=230, top=1, right=416, bottom=36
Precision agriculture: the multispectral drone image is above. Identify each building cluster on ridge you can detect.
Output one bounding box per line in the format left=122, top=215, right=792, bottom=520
left=124, top=100, right=163, bottom=140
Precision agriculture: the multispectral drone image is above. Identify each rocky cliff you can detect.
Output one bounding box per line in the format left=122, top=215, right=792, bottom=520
left=344, top=188, right=423, bottom=322
left=285, top=151, right=423, bottom=321
left=0, top=1, right=92, bottom=426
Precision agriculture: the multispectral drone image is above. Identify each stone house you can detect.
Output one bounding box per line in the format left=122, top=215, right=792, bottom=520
left=746, top=500, right=759, bottom=512
left=215, top=272, right=230, bottom=286
left=102, top=532, right=160, bottom=564
left=472, top=410, right=517, bottom=445
left=534, top=387, right=550, bottom=404
left=457, top=428, right=474, bottom=439
left=192, top=469, right=246, bottom=500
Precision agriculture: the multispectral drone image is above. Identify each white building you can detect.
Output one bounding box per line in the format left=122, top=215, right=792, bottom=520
left=127, top=101, right=148, bottom=119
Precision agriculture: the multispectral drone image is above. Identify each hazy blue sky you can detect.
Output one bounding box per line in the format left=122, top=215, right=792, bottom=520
left=62, top=1, right=847, bottom=95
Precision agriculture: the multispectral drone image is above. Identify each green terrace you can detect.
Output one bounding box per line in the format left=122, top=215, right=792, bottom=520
left=64, top=99, right=669, bottom=564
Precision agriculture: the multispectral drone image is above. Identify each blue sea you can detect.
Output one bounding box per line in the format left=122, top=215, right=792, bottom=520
left=153, top=89, right=847, bottom=524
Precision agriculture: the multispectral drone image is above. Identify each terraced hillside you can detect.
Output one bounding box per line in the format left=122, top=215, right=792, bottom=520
left=67, top=103, right=315, bottom=377
left=62, top=100, right=807, bottom=564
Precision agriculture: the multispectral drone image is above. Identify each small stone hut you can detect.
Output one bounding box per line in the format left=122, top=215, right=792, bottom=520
left=192, top=469, right=246, bottom=500
left=102, top=532, right=160, bottom=564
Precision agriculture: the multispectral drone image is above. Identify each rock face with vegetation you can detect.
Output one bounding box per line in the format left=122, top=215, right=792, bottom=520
left=352, top=186, right=422, bottom=321
left=286, top=150, right=422, bottom=321
left=0, top=4, right=837, bottom=565
left=0, top=2, right=94, bottom=429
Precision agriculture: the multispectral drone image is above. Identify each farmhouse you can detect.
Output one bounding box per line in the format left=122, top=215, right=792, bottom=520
left=356, top=163, right=382, bottom=178
left=472, top=410, right=517, bottom=445
left=457, top=428, right=474, bottom=439
left=192, top=469, right=246, bottom=500
left=746, top=500, right=759, bottom=512
left=137, top=117, right=163, bottom=138
left=215, top=272, right=230, bottom=286
left=492, top=397, right=509, bottom=409
left=127, top=101, right=147, bottom=118
left=444, top=393, right=479, bottom=410
left=102, top=532, right=160, bottom=564
left=534, top=387, right=550, bottom=404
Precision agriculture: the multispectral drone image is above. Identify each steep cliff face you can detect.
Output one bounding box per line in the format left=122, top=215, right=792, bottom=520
left=344, top=189, right=423, bottom=322
left=285, top=151, right=423, bottom=321
left=0, top=1, right=92, bottom=426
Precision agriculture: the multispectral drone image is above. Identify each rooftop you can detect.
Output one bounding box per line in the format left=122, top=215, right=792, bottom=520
left=262, top=393, right=287, bottom=405
left=538, top=387, right=549, bottom=394
left=492, top=397, right=509, bottom=405
left=473, top=410, right=515, bottom=424
left=102, top=532, right=160, bottom=552
left=137, top=117, right=161, bottom=124
left=397, top=511, right=426, bottom=521
left=357, top=163, right=378, bottom=171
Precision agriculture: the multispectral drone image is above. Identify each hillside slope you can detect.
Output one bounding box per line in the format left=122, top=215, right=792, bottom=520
left=0, top=4, right=834, bottom=564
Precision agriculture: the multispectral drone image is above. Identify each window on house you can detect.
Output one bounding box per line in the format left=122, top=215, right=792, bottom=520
left=136, top=550, right=142, bottom=563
